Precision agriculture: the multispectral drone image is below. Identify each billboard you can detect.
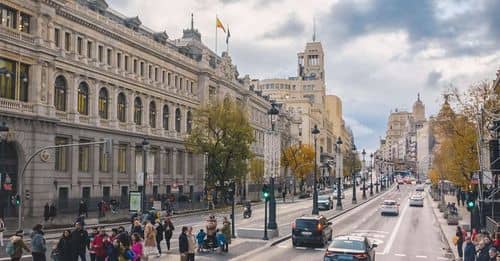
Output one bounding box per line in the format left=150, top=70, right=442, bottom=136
left=129, top=191, right=142, bottom=212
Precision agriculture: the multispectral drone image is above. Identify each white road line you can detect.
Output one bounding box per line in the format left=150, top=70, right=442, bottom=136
left=394, top=253, right=406, bottom=257
left=314, top=248, right=326, bottom=251
left=277, top=245, right=289, bottom=248
left=383, top=202, right=409, bottom=254
left=376, top=252, right=385, bottom=255
left=416, top=255, right=428, bottom=258
left=436, top=257, right=449, bottom=260
left=295, top=246, right=307, bottom=250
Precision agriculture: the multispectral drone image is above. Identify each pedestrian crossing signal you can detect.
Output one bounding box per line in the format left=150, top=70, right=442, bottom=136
left=466, top=199, right=475, bottom=211
left=262, top=184, right=269, bottom=200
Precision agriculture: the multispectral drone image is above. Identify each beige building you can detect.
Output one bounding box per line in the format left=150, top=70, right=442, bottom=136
left=0, top=0, right=274, bottom=217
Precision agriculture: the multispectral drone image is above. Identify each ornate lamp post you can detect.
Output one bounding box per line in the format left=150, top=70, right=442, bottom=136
left=312, top=125, right=320, bottom=215
left=141, top=138, right=150, bottom=213
left=267, top=101, right=279, bottom=230
left=351, top=144, right=357, bottom=204
left=335, top=137, right=343, bottom=210
left=361, top=149, right=367, bottom=199
left=375, top=155, right=379, bottom=193
left=369, top=153, right=374, bottom=196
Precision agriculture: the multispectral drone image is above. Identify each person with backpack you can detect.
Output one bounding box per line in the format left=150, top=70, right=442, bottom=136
left=52, top=230, right=72, bottom=261
left=71, top=222, right=89, bottom=261
left=196, top=229, right=206, bottom=253
left=154, top=219, right=164, bottom=255
left=7, top=230, right=30, bottom=261
left=31, top=224, right=47, bottom=261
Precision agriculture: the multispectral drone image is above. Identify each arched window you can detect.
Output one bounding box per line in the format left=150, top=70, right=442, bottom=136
left=77, top=81, right=89, bottom=115
left=175, top=108, right=181, bottom=132
left=54, top=76, right=67, bottom=111
left=162, top=105, right=169, bottom=130
left=117, top=92, right=126, bottom=122
left=186, top=110, right=192, bottom=133
left=149, top=101, right=156, bottom=128
left=98, top=88, right=108, bottom=119
left=134, top=97, right=142, bottom=125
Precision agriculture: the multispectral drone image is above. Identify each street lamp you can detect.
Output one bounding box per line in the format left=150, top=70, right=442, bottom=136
left=312, top=124, right=320, bottom=215
left=361, top=149, right=367, bottom=200
left=141, top=138, right=149, bottom=214
left=369, top=153, right=374, bottom=196
left=267, top=101, right=279, bottom=230
left=335, top=137, right=343, bottom=210
left=374, top=155, right=379, bottom=193
left=351, top=144, right=357, bottom=204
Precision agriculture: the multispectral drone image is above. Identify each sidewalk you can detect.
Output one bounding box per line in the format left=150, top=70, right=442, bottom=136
left=428, top=192, right=470, bottom=260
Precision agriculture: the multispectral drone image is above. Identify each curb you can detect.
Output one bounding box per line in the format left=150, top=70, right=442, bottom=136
left=426, top=191, right=456, bottom=260
left=269, top=186, right=396, bottom=247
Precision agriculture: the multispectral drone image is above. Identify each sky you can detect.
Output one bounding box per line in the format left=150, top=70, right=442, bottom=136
left=107, top=0, right=500, bottom=152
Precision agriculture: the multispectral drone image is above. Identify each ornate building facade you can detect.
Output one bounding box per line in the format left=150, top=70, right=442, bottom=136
left=0, top=0, right=273, bottom=217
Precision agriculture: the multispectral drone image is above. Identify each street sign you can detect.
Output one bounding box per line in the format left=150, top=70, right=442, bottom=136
left=129, top=191, right=142, bottom=212
left=39, top=150, right=50, bottom=162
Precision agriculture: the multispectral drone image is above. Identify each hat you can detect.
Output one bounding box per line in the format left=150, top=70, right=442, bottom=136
left=15, top=230, right=24, bottom=236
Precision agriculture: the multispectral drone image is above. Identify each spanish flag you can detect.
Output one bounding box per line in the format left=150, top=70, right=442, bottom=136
left=216, top=17, right=226, bottom=33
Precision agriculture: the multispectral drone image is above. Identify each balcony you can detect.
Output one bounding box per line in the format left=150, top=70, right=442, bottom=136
left=0, top=98, right=34, bottom=114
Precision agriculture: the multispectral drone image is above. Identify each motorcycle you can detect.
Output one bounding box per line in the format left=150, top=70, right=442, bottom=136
left=243, top=202, right=252, bottom=218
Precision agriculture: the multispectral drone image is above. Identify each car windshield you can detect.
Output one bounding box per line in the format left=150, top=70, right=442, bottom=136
left=295, top=219, right=317, bottom=229
left=329, top=240, right=366, bottom=251
left=383, top=201, right=396, bottom=205
left=319, top=196, right=330, bottom=200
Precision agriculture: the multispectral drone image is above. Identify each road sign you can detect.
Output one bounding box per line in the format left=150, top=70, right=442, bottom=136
left=129, top=191, right=142, bottom=212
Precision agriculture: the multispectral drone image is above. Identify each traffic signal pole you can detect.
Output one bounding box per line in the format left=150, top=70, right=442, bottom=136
left=263, top=198, right=268, bottom=240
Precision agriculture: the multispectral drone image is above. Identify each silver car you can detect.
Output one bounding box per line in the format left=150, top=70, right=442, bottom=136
left=409, top=194, right=424, bottom=207
left=380, top=200, right=399, bottom=216
left=332, top=189, right=345, bottom=199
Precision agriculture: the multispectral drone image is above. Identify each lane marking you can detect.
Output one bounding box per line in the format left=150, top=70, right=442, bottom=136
left=295, top=247, right=307, bottom=250
left=416, top=255, right=428, bottom=258
left=394, top=253, right=406, bottom=257
left=277, top=245, right=289, bottom=248
left=314, top=248, right=326, bottom=251
left=376, top=252, right=385, bottom=255
left=437, top=257, right=449, bottom=260
left=383, top=200, right=409, bottom=254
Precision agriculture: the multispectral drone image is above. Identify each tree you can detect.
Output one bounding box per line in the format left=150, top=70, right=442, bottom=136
left=343, top=149, right=361, bottom=178
left=281, top=144, right=315, bottom=191
left=249, top=158, right=265, bottom=184
left=186, top=99, right=254, bottom=193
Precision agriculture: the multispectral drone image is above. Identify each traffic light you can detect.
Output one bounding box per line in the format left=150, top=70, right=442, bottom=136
left=262, top=184, right=269, bottom=200
left=466, top=192, right=475, bottom=211
left=10, top=195, right=20, bottom=207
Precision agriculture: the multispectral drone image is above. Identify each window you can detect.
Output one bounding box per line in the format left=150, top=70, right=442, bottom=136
left=162, top=105, right=169, bottom=130
left=76, top=37, right=83, bottom=55
left=107, top=49, right=112, bottom=65
left=162, top=70, right=165, bottom=83
left=58, top=187, right=69, bottom=209
left=54, top=28, right=60, bottom=47
left=78, top=139, right=90, bottom=172
left=0, top=4, right=16, bottom=29
left=140, top=62, right=144, bottom=77
left=103, top=186, right=111, bottom=201
left=175, top=75, right=178, bottom=88
left=124, top=55, right=129, bottom=71
left=116, top=53, right=122, bottom=69
left=155, top=68, right=159, bottom=82
left=19, top=12, right=31, bottom=33
left=98, top=45, right=103, bottom=63
left=118, top=144, right=127, bottom=173
left=0, top=58, right=28, bottom=102
left=117, top=92, right=126, bottom=122
left=98, top=88, right=108, bottom=119
left=54, top=137, right=68, bottom=171
left=19, top=63, right=28, bottom=102
left=167, top=72, right=171, bottom=86
left=175, top=108, right=181, bottom=132
left=186, top=111, right=192, bottom=133
left=133, top=59, right=137, bottom=74
left=77, top=82, right=89, bottom=115
left=134, top=97, right=142, bottom=125
left=99, top=143, right=109, bottom=172
left=54, top=75, right=67, bottom=111
left=148, top=65, right=152, bottom=79
left=64, top=32, right=71, bottom=51
left=190, top=82, right=194, bottom=93
left=149, top=101, right=156, bottom=128
left=179, top=77, right=183, bottom=90
left=87, top=41, right=92, bottom=58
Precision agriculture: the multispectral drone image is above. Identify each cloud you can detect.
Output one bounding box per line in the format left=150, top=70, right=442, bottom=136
left=261, top=13, right=305, bottom=39
left=426, top=70, right=443, bottom=87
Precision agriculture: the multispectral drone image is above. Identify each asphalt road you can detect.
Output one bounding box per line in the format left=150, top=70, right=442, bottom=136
left=239, top=184, right=452, bottom=261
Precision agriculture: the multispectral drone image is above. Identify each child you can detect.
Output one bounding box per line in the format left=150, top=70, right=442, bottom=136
left=216, top=229, right=226, bottom=253
left=196, top=229, right=206, bottom=252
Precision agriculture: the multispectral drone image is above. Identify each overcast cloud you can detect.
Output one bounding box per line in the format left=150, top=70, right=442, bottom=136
left=107, top=0, right=500, bottom=152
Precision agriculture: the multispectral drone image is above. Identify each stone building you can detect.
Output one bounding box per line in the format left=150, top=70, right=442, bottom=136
left=0, top=0, right=273, bottom=218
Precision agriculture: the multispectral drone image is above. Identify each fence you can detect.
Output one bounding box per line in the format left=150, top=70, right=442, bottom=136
left=486, top=216, right=500, bottom=237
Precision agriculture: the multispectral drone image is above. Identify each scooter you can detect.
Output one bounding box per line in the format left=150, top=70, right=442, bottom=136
left=243, top=202, right=252, bottom=218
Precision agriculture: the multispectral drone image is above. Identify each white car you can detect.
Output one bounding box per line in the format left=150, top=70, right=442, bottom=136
left=380, top=200, right=399, bottom=216
left=409, top=194, right=424, bottom=207
left=332, top=189, right=345, bottom=199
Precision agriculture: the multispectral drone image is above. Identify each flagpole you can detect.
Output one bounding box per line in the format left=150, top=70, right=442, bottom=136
left=226, top=26, right=229, bottom=53
left=215, top=15, right=218, bottom=54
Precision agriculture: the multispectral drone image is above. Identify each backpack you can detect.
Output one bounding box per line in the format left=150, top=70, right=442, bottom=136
left=6, top=241, right=15, bottom=256
left=123, top=249, right=135, bottom=260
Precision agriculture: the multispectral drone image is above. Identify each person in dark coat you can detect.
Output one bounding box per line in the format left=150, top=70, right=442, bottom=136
left=70, top=222, right=89, bottom=261
left=155, top=219, right=164, bottom=255
left=464, top=236, right=476, bottom=261
left=43, top=203, right=50, bottom=222
left=179, top=226, right=189, bottom=261
left=79, top=200, right=88, bottom=218
left=116, top=226, right=130, bottom=248
left=456, top=226, right=464, bottom=259
left=164, top=217, right=175, bottom=251
left=49, top=203, right=57, bottom=222
left=54, top=230, right=72, bottom=261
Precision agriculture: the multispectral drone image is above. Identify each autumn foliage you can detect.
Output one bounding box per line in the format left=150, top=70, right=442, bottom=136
left=281, top=144, right=315, bottom=190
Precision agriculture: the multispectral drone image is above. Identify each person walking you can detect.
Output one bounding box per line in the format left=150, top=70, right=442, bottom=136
left=221, top=217, right=231, bottom=251
left=187, top=227, right=196, bottom=261
left=79, top=200, right=88, bottom=218
left=31, top=224, right=47, bottom=261
left=71, top=222, right=89, bottom=261
left=164, top=217, right=175, bottom=251
left=456, top=226, right=464, bottom=259
left=196, top=229, right=206, bottom=253
left=0, top=218, right=4, bottom=247
left=43, top=203, right=50, bottom=222
left=456, top=188, right=462, bottom=206
left=154, top=219, right=164, bottom=256
left=8, top=230, right=30, bottom=261
left=49, top=202, right=57, bottom=222
left=464, top=236, right=476, bottom=261
left=131, top=233, right=143, bottom=261
left=131, top=220, right=143, bottom=238
left=52, top=230, right=72, bottom=261
left=179, top=226, right=189, bottom=261
left=143, top=221, right=159, bottom=260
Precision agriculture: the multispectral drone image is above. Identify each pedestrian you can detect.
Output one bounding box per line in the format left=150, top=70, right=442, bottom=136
left=89, top=227, right=99, bottom=261
left=49, top=202, right=57, bottom=222
left=489, top=247, right=498, bottom=261
left=187, top=226, right=196, bottom=261
left=0, top=217, right=4, bottom=247
left=154, top=219, right=164, bottom=255
left=221, top=216, right=231, bottom=250
left=131, top=233, right=143, bottom=261
left=52, top=230, right=72, bottom=261
left=93, top=227, right=107, bottom=261
left=71, top=222, right=89, bottom=261
left=196, top=229, right=206, bottom=253
left=464, top=236, right=476, bottom=261
left=7, top=230, right=30, bottom=261
left=79, top=200, right=88, bottom=218
left=31, top=224, right=47, bottom=261
left=282, top=190, right=286, bottom=202
left=456, top=226, right=464, bottom=259
left=116, top=226, right=131, bottom=248
left=216, top=229, right=226, bottom=252
left=105, top=238, right=119, bottom=261
left=98, top=200, right=104, bottom=218
left=461, top=191, right=467, bottom=207
left=131, top=219, right=143, bottom=238
left=164, top=217, right=175, bottom=251
left=143, top=221, right=159, bottom=259
left=472, top=228, right=479, bottom=242
left=179, top=226, right=189, bottom=261
left=43, top=203, right=50, bottom=222
left=456, top=188, right=461, bottom=206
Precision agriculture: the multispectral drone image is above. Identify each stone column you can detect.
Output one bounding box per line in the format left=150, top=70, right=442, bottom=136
left=156, top=99, right=163, bottom=132
left=29, top=62, right=42, bottom=104
left=90, top=80, right=100, bottom=126
left=47, top=21, right=55, bottom=49
left=184, top=151, right=189, bottom=185
left=159, top=148, right=166, bottom=189
left=197, top=73, right=210, bottom=106
left=112, top=141, right=119, bottom=193
left=171, top=148, right=177, bottom=182
left=71, top=135, right=79, bottom=197
left=109, top=86, right=118, bottom=128
left=128, top=143, right=137, bottom=189
left=127, top=91, right=135, bottom=130
left=170, top=103, right=177, bottom=134
left=92, top=139, right=100, bottom=190
left=142, top=95, right=150, bottom=133
left=68, top=73, right=79, bottom=121
left=180, top=106, right=186, bottom=134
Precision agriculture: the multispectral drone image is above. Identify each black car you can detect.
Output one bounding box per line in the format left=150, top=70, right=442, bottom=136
left=324, top=235, right=377, bottom=261
left=292, top=216, right=333, bottom=247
